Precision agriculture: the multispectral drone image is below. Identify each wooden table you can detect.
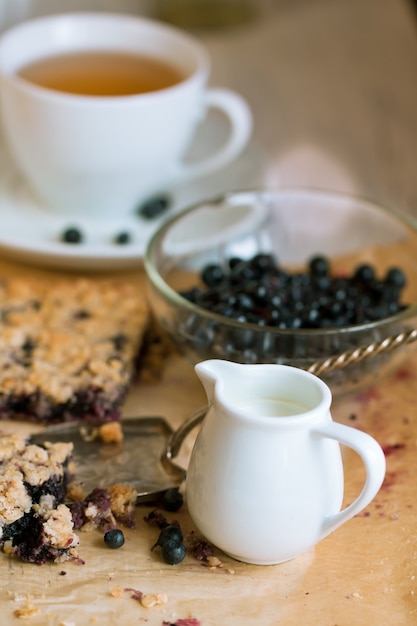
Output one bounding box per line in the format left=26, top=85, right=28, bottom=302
left=0, top=0, right=417, bottom=624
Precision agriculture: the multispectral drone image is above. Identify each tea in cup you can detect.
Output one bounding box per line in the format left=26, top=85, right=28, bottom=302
left=0, top=13, right=252, bottom=218
left=186, top=360, right=386, bottom=565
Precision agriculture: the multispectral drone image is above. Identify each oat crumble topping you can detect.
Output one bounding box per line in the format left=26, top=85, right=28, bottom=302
left=0, top=468, right=32, bottom=524
left=42, top=504, right=79, bottom=549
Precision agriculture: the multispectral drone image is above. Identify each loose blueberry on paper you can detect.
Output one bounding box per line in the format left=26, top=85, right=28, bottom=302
left=152, top=524, right=186, bottom=565
left=161, top=487, right=184, bottom=512
left=162, top=539, right=187, bottom=565
left=104, top=529, right=125, bottom=549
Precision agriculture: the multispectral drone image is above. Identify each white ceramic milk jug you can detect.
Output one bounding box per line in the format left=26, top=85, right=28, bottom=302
left=186, top=360, right=386, bottom=565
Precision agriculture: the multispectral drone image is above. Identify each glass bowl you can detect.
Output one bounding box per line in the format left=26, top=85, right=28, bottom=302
left=144, top=188, right=417, bottom=396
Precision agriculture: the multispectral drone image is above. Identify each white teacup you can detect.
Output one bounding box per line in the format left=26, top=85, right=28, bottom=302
left=0, top=13, right=252, bottom=218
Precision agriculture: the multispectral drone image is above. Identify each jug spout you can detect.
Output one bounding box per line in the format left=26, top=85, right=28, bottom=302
left=195, top=359, right=240, bottom=406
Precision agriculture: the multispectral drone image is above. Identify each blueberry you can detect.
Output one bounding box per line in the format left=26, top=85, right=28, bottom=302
left=138, top=194, right=171, bottom=219
left=309, top=255, right=329, bottom=277
left=230, top=261, right=258, bottom=284
left=235, top=292, right=255, bottom=311
left=228, top=256, right=243, bottom=269
left=249, top=253, right=277, bottom=273
left=161, top=539, right=186, bottom=565
left=155, top=524, right=183, bottom=547
left=246, top=282, right=270, bottom=306
left=385, top=267, right=407, bottom=289
left=161, top=488, right=184, bottom=512
left=61, top=227, right=83, bottom=244
left=114, top=231, right=131, bottom=245
left=312, top=275, right=331, bottom=291
left=179, top=286, right=205, bottom=303
left=201, top=264, right=225, bottom=288
left=354, top=263, right=375, bottom=283
left=104, top=529, right=125, bottom=549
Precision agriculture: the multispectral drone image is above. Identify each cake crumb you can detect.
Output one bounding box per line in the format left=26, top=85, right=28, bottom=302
left=206, top=556, right=223, bottom=568
left=140, top=593, right=168, bottom=608
left=13, top=595, right=41, bottom=619
left=346, top=591, right=363, bottom=600
left=98, top=422, right=123, bottom=444
left=108, top=483, right=137, bottom=522
left=110, top=586, right=124, bottom=598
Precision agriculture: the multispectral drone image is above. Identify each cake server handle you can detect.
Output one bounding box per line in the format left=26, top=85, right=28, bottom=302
left=161, top=405, right=207, bottom=473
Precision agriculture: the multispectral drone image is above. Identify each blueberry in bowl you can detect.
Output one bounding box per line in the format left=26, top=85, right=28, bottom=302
left=144, top=188, right=417, bottom=396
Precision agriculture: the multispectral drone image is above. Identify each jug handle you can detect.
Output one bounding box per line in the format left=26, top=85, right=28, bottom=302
left=162, top=405, right=207, bottom=471
left=314, top=421, right=386, bottom=538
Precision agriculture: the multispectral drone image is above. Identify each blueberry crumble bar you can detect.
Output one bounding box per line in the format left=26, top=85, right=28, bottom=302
left=0, top=277, right=149, bottom=423
left=0, top=433, right=79, bottom=563
left=0, top=432, right=139, bottom=563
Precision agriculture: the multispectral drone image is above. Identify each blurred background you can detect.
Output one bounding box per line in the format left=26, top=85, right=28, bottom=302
left=0, top=0, right=416, bottom=219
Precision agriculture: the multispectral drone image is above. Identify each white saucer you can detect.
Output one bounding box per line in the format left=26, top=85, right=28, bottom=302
left=0, top=112, right=267, bottom=272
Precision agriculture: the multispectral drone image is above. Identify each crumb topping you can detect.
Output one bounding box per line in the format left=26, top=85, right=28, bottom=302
left=1, top=437, right=73, bottom=487
left=42, top=503, right=79, bottom=549
left=0, top=467, right=32, bottom=524
left=0, top=433, right=73, bottom=525
left=0, top=433, right=26, bottom=461
left=33, top=494, right=55, bottom=517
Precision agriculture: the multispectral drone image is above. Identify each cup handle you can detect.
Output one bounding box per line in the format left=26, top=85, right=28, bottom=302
left=177, top=88, right=252, bottom=181
left=314, top=421, right=386, bottom=538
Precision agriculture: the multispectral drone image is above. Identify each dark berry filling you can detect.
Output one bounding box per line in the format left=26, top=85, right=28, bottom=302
left=0, top=386, right=127, bottom=424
